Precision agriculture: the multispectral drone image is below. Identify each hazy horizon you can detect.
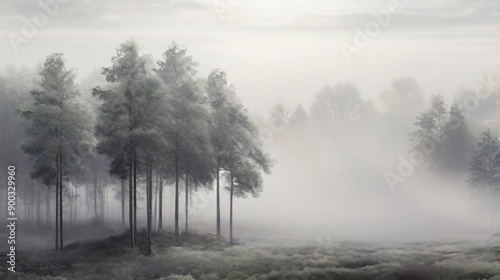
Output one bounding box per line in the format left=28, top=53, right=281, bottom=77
left=1, top=0, right=499, bottom=116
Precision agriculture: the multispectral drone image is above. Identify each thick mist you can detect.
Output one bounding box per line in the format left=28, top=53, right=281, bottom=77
left=201, top=109, right=496, bottom=243
left=2, top=1, right=500, bottom=279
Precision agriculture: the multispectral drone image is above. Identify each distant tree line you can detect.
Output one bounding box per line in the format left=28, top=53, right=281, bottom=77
left=261, top=72, right=500, bottom=227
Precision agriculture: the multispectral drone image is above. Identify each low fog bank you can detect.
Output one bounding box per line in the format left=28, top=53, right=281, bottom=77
left=197, top=89, right=500, bottom=243
left=208, top=166, right=493, bottom=243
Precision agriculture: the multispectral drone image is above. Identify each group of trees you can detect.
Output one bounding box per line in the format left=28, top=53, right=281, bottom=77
left=2, top=40, right=500, bottom=252
left=409, top=95, right=475, bottom=173
left=260, top=71, right=500, bottom=223
left=13, top=39, right=272, bottom=253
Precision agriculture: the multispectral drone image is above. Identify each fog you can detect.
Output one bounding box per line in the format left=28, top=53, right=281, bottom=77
left=1, top=1, right=500, bottom=278
left=210, top=123, right=494, bottom=243
left=1, top=0, right=500, bottom=115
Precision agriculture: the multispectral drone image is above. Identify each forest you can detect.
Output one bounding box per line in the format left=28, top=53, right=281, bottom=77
left=0, top=36, right=500, bottom=278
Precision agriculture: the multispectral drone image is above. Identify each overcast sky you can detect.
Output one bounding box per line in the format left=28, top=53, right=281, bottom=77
left=1, top=0, right=499, bottom=115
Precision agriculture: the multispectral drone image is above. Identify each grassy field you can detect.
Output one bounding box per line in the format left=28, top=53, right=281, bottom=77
left=1, top=230, right=500, bottom=280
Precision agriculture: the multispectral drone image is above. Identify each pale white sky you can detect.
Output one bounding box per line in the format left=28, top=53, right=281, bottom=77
left=1, top=0, right=499, bottom=115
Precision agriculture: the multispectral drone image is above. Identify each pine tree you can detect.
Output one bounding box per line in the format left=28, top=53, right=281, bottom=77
left=440, top=103, right=475, bottom=172
left=156, top=42, right=214, bottom=238
left=94, top=39, right=171, bottom=249
left=21, top=53, right=95, bottom=250
left=410, top=94, right=449, bottom=168
left=207, top=69, right=273, bottom=239
left=469, top=130, right=500, bottom=194
left=469, top=129, right=500, bottom=229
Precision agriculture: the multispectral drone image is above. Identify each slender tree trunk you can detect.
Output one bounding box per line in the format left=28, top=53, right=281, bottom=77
left=216, top=159, right=221, bottom=238
left=230, top=170, right=234, bottom=244
left=86, top=185, right=90, bottom=222
left=134, top=157, right=137, bottom=239
left=37, top=200, right=41, bottom=228
left=153, top=173, right=158, bottom=232
left=103, top=183, right=109, bottom=219
left=122, top=179, right=125, bottom=228
left=147, top=160, right=153, bottom=255
left=128, top=87, right=134, bottom=247
left=71, top=188, right=75, bottom=229
left=24, top=201, right=28, bottom=222
left=100, top=182, right=103, bottom=223
left=55, top=156, right=59, bottom=251
left=159, top=174, right=163, bottom=230
left=59, top=146, right=63, bottom=250
left=175, top=151, right=179, bottom=238
left=129, top=156, right=134, bottom=247
left=46, top=187, right=50, bottom=229
left=93, top=172, right=98, bottom=225
left=185, top=169, right=189, bottom=234
left=79, top=188, right=82, bottom=224
left=69, top=192, right=73, bottom=229
left=36, top=187, right=42, bottom=227
left=29, top=203, right=33, bottom=222
left=491, top=198, right=496, bottom=231
left=101, top=181, right=105, bottom=222
left=74, top=187, right=78, bottom=226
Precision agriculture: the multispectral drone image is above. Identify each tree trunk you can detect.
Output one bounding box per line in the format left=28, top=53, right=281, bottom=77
left=79, top=187, right=82, bottom=224
left=134, top=157, right=137, bottom=239
left=129, top=156, right=134, bottom=247
left=147, top=160, right=153, bottom=255
left=153, top=173, right=158, bottom=232
left=128, top=87, right=134, bottom=247
left=59, top=146, right=63, bottom=250
left=69, top=191, right=73, bottom=229
left=101, top=180, right=105, bottom=223
left=55, top=156, right=59, bottom=251
left=491, top=198, right=497, bottom=231
left=175, top=151, right=179, bottom=238
left=159, top=174, right=163, bottom=230
left=46, top=187, right=50, bottom=229
left=216, top=159, right=221, bottom=238
left=93, top=172, right=98, bottom=225
left=230, top=170, right=234, bottom=244
left=36, top=188, right=42, bottom=227
left=73, top=187, right=77, bottom=226
left=185, top=170, right=189, bottom=234
left=122, top=179, right=125, bottom=228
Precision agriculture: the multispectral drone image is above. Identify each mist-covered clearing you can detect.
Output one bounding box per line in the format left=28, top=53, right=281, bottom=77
left=1, top=227, right=500, bottom=280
